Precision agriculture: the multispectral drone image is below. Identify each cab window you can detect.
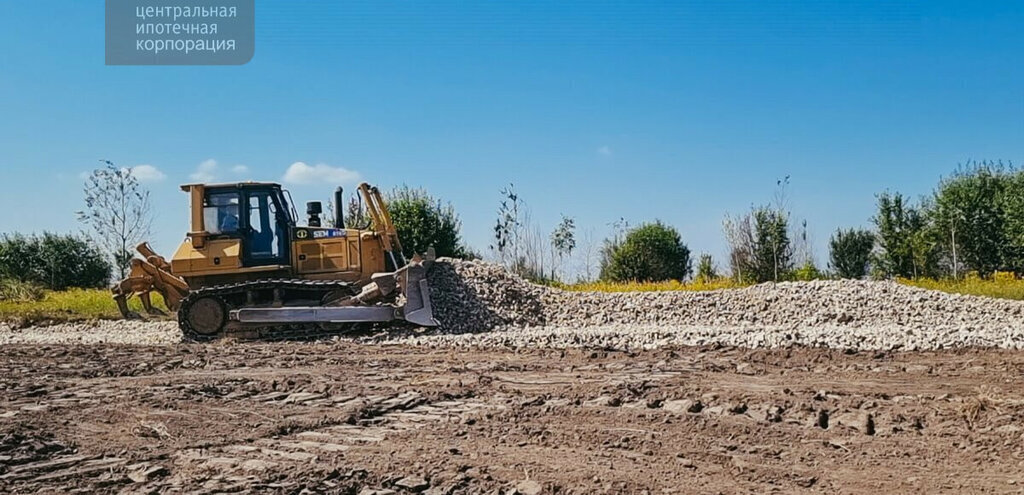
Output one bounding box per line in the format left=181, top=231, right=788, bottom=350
left=203, top=191, right=240, bottom=235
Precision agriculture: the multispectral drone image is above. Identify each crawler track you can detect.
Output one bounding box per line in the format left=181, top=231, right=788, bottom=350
left=177, top=278, right=360, bottom=341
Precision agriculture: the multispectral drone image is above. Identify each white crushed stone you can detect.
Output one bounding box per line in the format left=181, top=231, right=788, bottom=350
left=4, top=258, right=1024, bottom=351
left=407, top=258, right=1024, bottom=351
left=379, top=323, right=1024, bottom=352
left=0, top=320, right=180, bottom=346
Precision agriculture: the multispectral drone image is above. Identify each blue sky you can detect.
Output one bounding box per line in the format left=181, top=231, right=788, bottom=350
left=1, top=1, right=1022, bottom=275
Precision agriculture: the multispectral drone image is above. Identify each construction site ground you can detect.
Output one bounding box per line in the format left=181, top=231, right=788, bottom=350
left=2, top=341, right=1023, bottom=493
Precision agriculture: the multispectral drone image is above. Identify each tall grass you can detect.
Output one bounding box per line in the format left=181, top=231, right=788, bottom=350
left=0, top=279, right=45, bottom=302
left=0, top=289, right=167, bottom=324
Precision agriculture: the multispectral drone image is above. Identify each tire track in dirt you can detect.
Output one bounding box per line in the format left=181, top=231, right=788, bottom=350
left=2, top=343, right=1024, bottom=493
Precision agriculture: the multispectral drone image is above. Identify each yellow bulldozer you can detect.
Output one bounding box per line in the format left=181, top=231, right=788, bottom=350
left=112, top=181, right=437, bottom=340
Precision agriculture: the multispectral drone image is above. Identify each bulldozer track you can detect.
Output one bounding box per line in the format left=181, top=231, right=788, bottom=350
left=177, top=278, right=361, bottom=342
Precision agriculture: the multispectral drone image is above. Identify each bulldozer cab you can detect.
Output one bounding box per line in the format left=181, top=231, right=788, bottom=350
left=170, top=182, right=300, bottom=281
left=200, top=184, right=293, bottom=268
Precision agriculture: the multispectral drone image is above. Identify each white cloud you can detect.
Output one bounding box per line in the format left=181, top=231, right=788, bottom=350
left=597, top=146, right=612, bottom=156
left=282, top=162, right=360, bottom=185
left=124, top=164, right=166, bottom=183
left=189, top=159, right=218, bottom=182
left=231, top=164, right=249, bottom=174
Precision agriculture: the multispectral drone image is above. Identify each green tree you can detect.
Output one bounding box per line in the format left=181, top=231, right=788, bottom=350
left=0, top=233, right=111, bottom=290
left=931, top=162, right=1010, bottom=276
left=1002, top=170, right=1024, bottom=272
left=600, top=221, right=692, bottom=282
left=872, top=192, right=936, bottom=278
left=550, top=215, right=576, bottom=281
left=387, top=185, right=466, bottom=259
left=750, top=207, right=792, bottom=282
left=828, top=228, right=874, bottom=279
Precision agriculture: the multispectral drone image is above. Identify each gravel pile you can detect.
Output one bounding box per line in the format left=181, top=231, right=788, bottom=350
left=408, top=258, right=1024, bottom=351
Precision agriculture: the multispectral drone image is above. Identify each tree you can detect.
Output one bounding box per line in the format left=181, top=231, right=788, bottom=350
left=492, top=183, right=522, bottom=269
left=723, top=212, right=754, bottom=283
left=491, top=184, right=546, bottom=278
left=723, top=177, right=800, bottom=283
left=724, top=206, right=792, bottom=283
left=695, top=253, right=717, bottom=282
left=600, top=221, right=692, bottom=282
left=751, top=207, right=792, bottom=282
left=1002, top=170, right=1024, bottom=272
left=829, top=228, right=874, bottom=279
left=872, top=192, right=936, bottom=278
left=76, top=161, right=153, bottom=279
left=344, top=193, right=369, bottom=229
left=574, top=228, right=599, bottom=282
left=599, top=218, right=630, bottom=280
left=931, top=161, right=1010, bottom=276
left=0, top=233, right=111, bottom=290
left=386, top=185, right=466, bottom=259
left=549, top=215, right=576, bottom=281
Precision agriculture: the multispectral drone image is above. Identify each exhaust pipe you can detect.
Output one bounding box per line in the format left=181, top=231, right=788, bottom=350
left=334, top=187, right=344, bottom=229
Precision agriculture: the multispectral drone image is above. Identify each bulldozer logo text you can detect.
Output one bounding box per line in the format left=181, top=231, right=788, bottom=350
left=295, top=229, right=309, bottom=239
left=313, top=229, right=346, bottom=239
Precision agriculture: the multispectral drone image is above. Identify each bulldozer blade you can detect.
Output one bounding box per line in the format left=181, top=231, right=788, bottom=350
left=401, top=260, right=438, bottom=327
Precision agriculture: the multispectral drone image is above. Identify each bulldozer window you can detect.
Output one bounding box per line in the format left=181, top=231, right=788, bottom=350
left=247, top=192, right=281, bottom=259
left=204, top=192, right=240, bottom=235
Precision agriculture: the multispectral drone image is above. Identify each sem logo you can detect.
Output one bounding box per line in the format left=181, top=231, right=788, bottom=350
left=295, top=229, right=309, bottom=239
left=313, top=229, right=347, bottom=239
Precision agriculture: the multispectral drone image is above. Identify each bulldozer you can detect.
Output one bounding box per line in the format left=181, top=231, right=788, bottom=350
left=112, top=181, right=438, bottom=340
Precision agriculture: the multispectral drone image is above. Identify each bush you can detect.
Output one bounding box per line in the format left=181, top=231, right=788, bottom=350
left=387, top=186, right=467, bottom=259
left=829, top=228, right=875, bottom=279
left=600, top=221, right=692, bottom=282
left=791, top=260, right=824, bottom=281
left=695, top=253, right=717, bottom=282
left=724, top=206, right=793, bottom=283
left=0, top=233, right=111, bottom=290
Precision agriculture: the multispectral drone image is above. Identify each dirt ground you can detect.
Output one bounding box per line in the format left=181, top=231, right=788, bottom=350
left=1, top=342, right=1023, bottom=494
